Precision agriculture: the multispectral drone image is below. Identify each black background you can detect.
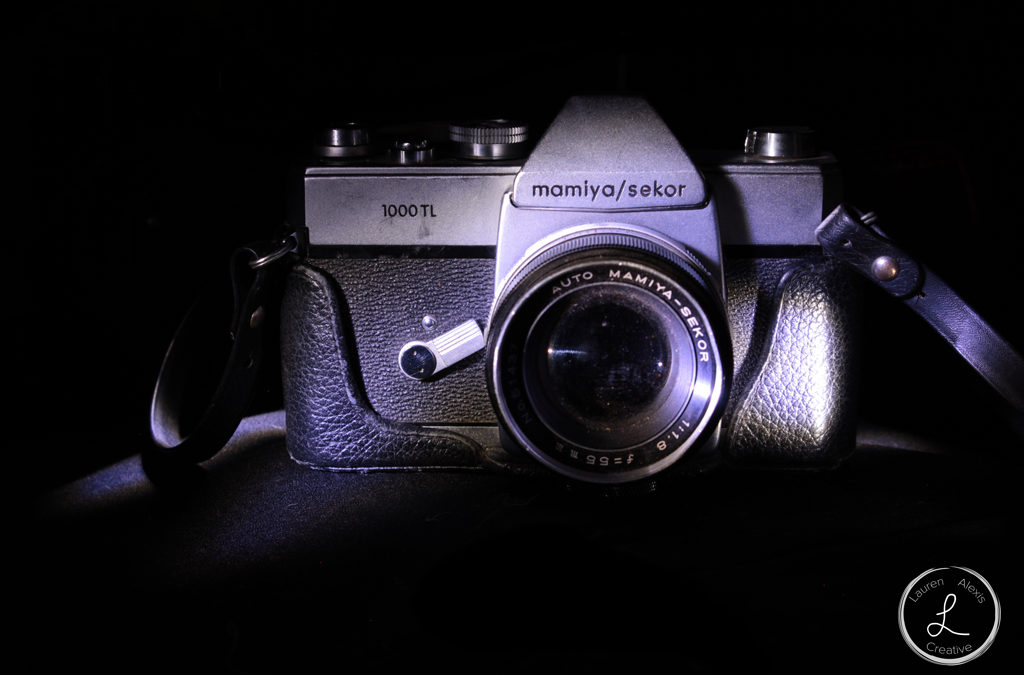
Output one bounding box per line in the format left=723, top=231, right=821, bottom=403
left=12, top=2, right=1023, bottom=672
left=12, top=2, right=1024, bottom=489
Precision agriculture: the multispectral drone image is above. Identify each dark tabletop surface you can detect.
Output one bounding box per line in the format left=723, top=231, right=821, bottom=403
left=22, top=412, right=1019, bottom=673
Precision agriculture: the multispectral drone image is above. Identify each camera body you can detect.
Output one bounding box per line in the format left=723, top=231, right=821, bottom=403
left=280, top=96, right=861, bottom=485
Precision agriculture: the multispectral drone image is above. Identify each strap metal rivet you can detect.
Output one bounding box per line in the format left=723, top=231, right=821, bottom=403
left=250, top=305, right=265, bottom=329
left=871, top=255, right=900, bottom=282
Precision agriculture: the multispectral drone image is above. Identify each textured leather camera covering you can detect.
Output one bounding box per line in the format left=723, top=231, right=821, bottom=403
left=282, top=254, right=862, bottom=471
left=280, top=262, right=485, bottom=470
left=723, top=256, right=862, bottom=466
left=311, top=257, right=497, bottom=425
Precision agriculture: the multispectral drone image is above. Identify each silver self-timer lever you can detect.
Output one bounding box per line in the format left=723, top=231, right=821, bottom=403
left=399, top=320, right=485, bottom=380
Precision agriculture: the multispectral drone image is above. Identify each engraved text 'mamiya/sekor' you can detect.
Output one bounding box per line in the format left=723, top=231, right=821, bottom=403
left=531, top=178, right=686, bottom=202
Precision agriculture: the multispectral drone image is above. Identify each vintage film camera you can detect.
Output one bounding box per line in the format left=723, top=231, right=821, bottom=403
left=279, top=96, right=864, bottom=485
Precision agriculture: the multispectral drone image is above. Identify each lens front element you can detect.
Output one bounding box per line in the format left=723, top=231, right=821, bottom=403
left=525, top=283, right=695, bottom=451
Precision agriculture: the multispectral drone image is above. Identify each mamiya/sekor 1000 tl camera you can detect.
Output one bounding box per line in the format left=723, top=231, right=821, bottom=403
left=280, top=96, right=860, bottom=485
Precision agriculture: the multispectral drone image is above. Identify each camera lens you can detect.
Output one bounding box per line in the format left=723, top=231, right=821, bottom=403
left=487, top=226, right=730, bottom=484
left=525, top=284, right=694, bottom=450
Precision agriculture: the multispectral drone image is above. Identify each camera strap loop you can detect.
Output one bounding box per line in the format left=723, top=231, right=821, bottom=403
left=146, top=234, right=297, bottom=471
left=817, top=205, right=1024, bottom=418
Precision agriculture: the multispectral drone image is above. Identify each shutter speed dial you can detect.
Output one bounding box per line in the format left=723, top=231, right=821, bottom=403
left=449, top=119, right=530, bottom=159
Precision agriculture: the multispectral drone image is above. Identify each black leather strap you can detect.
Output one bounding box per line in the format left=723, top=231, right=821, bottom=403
left=817, top=205, right=1024, bottom=416
left=146, top=237, right=296, bottom=470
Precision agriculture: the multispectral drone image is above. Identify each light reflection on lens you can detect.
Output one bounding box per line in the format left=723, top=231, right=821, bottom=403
left=523, top=283, right=696, bottom=450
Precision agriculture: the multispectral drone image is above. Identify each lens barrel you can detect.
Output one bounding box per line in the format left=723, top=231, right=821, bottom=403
left=487, top=226, right=730, bottom=484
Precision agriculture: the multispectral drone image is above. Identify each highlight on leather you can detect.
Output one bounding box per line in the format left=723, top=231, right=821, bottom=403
left=723, top=260, right=861, bottom=466
left=280, top=263, right=484, bottom=471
